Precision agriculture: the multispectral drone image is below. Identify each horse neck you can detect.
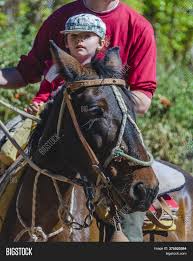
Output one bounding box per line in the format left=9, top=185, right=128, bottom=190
left=16, top=167, right=72, bottom=238
left=15, top=168, right=95, bottom=242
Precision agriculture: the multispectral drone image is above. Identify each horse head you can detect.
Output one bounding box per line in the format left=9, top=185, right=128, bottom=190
left=29, top=41, right=159, bottom=222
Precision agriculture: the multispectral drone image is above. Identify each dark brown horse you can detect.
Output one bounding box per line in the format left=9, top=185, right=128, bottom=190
left=0, top=43, right=159, bottom=242
left=1, top=42, right=191, bottom=242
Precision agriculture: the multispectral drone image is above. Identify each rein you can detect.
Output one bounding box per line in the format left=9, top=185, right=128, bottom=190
left=0, top=99, right=40, bottom=123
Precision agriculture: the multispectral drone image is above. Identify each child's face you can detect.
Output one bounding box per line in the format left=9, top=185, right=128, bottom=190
left=65, top=32, right=103, bottom=64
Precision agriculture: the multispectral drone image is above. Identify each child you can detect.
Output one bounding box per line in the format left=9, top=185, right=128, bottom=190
left=27, top=13, right=106, bottom=114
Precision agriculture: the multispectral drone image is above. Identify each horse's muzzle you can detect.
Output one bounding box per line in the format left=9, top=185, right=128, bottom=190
left=129, top=182, right=159, bottom=211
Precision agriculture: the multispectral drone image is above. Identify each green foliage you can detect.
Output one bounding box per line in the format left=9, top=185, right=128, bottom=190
left=142, top=0, right=193, bottom=63
left=0, top=17, right=36, bottom=67
left=0, top=15, right=38, bottom=121
left=0, top=0, right=192, bottom=172
left=137, top=62, right=193, bottom=172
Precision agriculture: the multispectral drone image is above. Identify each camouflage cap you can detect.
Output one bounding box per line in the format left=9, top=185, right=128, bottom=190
left=61, top=13, right=106, bottom=39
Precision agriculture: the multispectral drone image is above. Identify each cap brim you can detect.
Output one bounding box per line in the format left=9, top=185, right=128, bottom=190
left=60, top=29, right=97, bottom=34
left=60, top=30, right=85, bottom=34
left=60, top=30, right=104, bottom=39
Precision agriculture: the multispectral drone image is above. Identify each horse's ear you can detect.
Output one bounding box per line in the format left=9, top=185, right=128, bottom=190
left=103, top=47, right=122, bottom=71
left=49, top=40, right=95, bottom=81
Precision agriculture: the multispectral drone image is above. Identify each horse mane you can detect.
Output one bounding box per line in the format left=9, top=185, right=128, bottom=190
left=91, top=57, right=136, bottom=110
left=28, top=86, right=64, bottom=155
left=29, top=57, right=136, bottom=156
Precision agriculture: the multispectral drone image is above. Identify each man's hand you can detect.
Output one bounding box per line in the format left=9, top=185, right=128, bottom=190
left=131, top=91, right=151, bottom=115
left=0, top=68, right=27, bottom=89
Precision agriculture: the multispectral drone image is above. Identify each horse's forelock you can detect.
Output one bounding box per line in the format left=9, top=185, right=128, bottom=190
left=91, top=58, right=136, bottom=115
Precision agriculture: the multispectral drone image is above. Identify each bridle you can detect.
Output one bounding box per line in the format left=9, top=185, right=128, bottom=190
left=0, top=77, right=154, bottom=241
left=0, top=78, right=153, bottom=187
left=57, top=78, right=154, bottom=185
left=54, top=77, right=155, bottom=230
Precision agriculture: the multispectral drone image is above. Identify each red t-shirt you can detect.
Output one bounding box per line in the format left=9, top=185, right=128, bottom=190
left=17, top=0, right=156, bottom=100
left=32, top=60, right=65, bottom=103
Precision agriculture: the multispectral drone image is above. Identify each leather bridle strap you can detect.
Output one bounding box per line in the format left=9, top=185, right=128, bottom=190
left=64, top=91, right=109, bottom=184
left=64, top=91, right=99, bottom=166
left=67, top=78, right=126, bottom=93
left=146, top=197, right=174, bottom=229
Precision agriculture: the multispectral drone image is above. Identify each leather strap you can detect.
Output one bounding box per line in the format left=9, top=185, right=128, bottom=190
left=64, top=91, right=99, bottom=166
left=146, top=197, right=174, bottom=229
left=66, top=78, right=126, bottom=92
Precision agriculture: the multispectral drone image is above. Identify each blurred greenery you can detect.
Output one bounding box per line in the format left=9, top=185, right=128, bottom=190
left=0, top=0, right=192, bottom=172
left=137, top=62, right=193, bottom=173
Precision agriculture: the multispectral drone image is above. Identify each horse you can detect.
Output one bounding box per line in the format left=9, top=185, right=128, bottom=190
left=0, top=42, right=159, bottom=242
left=1, top=41, right=192, bottom=242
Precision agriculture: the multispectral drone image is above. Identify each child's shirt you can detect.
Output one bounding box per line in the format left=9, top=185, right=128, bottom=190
left=32, top=60, right=65, bottom=103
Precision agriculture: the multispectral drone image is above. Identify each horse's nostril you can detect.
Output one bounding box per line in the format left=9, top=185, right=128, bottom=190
left=133, top=182, right=147, bottom=201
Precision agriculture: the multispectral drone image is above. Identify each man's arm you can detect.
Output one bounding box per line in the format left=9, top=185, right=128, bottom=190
left=131, top=91, right=151, bottom=115
left=0, top=68, right=27, bottom=89
left=127, top=18, right=156, bottom=115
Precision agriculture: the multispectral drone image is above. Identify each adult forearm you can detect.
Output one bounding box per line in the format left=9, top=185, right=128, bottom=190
left=131, top=90, right=151, bottom=115
left=0, top=68, right=27, bottom=89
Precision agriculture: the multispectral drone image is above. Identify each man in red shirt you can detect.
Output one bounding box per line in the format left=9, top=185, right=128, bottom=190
left=0, top=0, right=156, bottom=115
left=0, top=0, right=157, bottom=241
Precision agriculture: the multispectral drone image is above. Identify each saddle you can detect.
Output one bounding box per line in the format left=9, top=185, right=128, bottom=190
left=152, top=160, right=185, bottom=196
left=0, top=116, right=33, bottom=167
left=0, top=116, right=35, bottom=232
left=143, top=194, right=178, bottom=232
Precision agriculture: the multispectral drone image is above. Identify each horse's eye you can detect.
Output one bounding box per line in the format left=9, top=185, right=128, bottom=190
left=88, top=106, right=104, bottom=116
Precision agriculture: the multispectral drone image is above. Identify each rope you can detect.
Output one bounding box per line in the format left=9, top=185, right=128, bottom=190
left=15, top=174, right=65, bottom=242
left=52, top=179, right=74, bottom=226
left=104, top=85, right=128, bottom=167
left=113, top=148, right=154, bottom=167
left=14, top=228, right=31, bottom=242
left=112, top=86, right=128, bottom=148
left=104, top=85, right=153, bottom=168
left=31, top=172, right=41, bottom=229
left=57, top=91, right=66, bottom=136
left=16, top=183, right=27, bottom=229
left=0, top=119, right=85, bottom=186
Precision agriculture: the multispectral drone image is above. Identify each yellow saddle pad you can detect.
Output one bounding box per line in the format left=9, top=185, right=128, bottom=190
left=143, top=220, right=176, bottom=232
left=0, top=162, right=26, bottom=232
left=0, top=118, right=36, bottom=232
left=0, top=119, right=33, bottom=166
